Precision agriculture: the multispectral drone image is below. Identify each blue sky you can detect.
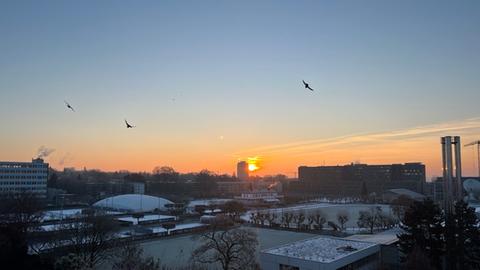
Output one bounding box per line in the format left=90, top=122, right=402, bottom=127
left=0, top=0, right=479, bottom=176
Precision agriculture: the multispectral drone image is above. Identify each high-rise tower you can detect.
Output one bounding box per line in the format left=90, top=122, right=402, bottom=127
left=237, top=161, right=249, bottom=181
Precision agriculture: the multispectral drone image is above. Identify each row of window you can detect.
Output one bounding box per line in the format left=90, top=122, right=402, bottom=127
left=0, top=164, right=47, bottom=169
left=0, top=175, right=46, bottom=179
left=0, top=187, right=46, bottom=191
left=0, top=169, right=48, bottom=174
left=0, top=181, right=45, bottom=185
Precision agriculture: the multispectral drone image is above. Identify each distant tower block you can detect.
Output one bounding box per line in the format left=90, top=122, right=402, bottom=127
left=237, top=161, right=249, bottom=181
left=441, top=136, right=463, bottom=213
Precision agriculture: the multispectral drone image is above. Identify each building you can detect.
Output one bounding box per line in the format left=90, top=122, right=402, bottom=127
left=216, top=181, right=251, bottom=196
left=260, top=236, right=380, bottom=270
left=234, top=189, right=283, bottom=205
left=237, top=161, right=249, bottom=180
left=432, top=176, right=480, bottom=203
left=0, top=158, right=49, bottom=198
left=130, top=181, right=145, bottom=194
left=345, top=228, right=401, bottom=270
left=298, top=163, right=425, bottom=197
left=93, top=194, right=174, bottom=212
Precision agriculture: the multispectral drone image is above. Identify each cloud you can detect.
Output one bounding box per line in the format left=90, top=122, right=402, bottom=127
left=233, top=117, right=480, bottom=178
left=235, top=117, right=480, bottom=157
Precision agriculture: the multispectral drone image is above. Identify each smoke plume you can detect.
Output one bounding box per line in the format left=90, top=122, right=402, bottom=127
left=36, top=146, right=55, bottom=159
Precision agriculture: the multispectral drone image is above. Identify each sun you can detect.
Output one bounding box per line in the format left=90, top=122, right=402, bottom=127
left=248, top=163, right=259, bottom=172
left=247, top=156, right=261, bottom=172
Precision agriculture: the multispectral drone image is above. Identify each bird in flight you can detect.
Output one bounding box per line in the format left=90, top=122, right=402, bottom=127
left=124, top=119, right=135, bottom=128
left=302, top=80, right=314, bottom=91
left=64, top=101, right=75, bottom=112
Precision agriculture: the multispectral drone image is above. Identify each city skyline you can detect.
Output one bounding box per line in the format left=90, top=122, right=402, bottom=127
left=1, top=1, right=479, bottom=179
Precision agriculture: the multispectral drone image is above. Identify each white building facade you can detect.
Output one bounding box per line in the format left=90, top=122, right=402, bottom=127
left=0, top=158, right=49, bottom=198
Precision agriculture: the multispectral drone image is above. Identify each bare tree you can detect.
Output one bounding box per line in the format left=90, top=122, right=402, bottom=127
left=61, top=210, right=118, bottom=268
left=336, top=211, right=349, bottom=231
left=293, top=211, right=306, bottom=229
left=0, top=192, right=45, bottom=265
left=221, top=201, right=245, bottom=223
left=0, top=192, right=44, bottom=228
left=112, top=243, right=160, bottom=270
left=308, top=210, right=326, bottom=230
left=281, top=212, right=294, bottom=228
left=357, top=206, right=385, bottom=234
left=257, top=213, right=267, bottom=226
left=265, top=212, right=277, bottom=227
left=191, top=227, right=258, bottom=270
left=249, top=212, right=258, bottom=224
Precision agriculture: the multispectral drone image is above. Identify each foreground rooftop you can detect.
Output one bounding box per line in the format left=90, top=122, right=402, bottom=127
left=262, top=236, right=377, bottom=263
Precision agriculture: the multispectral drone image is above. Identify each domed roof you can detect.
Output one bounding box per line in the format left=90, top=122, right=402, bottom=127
left=93, top=194, right=174, bottom=212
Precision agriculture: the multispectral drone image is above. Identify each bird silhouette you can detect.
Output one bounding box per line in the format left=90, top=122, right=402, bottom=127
left=302, top=80, right=314, bottom=91
left=125, top=119, right=135, bottom=128
left=64, top=101, right=75, bottom=112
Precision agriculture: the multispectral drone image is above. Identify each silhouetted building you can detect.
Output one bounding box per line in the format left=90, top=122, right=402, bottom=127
left=432, top=176, right=479, bottom=203
left=0, top=158, right=48, bottom=198
left=298, top=163, right=425, bottom=197
left=237, top=161, right=249, bottom=180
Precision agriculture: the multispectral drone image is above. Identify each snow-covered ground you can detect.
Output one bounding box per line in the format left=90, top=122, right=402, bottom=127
left=243, top=203, right=394, bottom=229
left=42, top=209, right=83, bottom=221
left=130, top=227, right=316, bottom=270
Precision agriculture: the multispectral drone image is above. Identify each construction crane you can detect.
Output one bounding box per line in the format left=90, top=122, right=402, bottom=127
left=465, top=140, right=480, bottom=178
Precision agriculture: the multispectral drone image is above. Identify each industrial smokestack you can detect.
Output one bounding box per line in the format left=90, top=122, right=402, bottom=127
left=441, top=136, right=463, bottom=214
left=453, top=136, right=462, bottom=200
left=442, top=137, right=453, bottom=213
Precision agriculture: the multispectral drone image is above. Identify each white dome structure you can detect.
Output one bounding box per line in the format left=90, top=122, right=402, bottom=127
left=93, top=194, right=174, bottom=212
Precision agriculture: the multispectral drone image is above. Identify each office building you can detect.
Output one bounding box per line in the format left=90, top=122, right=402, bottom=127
left=0, top=158, right=49, bottom=198
left=298, top=163, right=425, bottom=197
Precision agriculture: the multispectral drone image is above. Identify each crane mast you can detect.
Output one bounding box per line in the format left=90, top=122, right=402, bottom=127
left=465, top=140, right=480, bottom=178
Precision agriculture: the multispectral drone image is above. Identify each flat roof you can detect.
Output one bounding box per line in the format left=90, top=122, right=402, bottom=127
left=117, top=214, right=175, bottom=225
left=262, top=236, right=377, bottom=263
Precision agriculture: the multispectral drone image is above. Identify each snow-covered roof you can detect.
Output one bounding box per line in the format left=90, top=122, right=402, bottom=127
left=187, top=199, right=232, bottom=207
left=117, top=214, right=176, bottom=225
left=262, top=236, right=377, bottom=263
left=150, top=222, right=206, bottom=234
left=93, top=194, right=174, bottom=212
left=384, top=188, right=426, bottom=200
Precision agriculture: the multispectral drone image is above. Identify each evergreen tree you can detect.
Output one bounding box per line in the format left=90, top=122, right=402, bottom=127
left=445, top=201, right=480, bottom=270
left=398, top=199, right=444, bottom=270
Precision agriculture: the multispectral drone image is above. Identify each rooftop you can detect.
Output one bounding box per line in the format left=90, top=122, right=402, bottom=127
left=262, top=236, right=377, bottom=263
left=117, top=214, right=176, bottom=225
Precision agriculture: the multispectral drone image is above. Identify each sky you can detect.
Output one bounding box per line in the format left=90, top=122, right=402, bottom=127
left=0, top=0, right=479, bottom=179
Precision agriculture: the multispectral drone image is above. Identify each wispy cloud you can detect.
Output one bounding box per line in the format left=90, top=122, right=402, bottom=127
left=235, top=117, right=480, bottom=158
